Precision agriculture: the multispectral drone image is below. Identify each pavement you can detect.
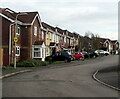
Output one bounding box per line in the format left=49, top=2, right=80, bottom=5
left=94, top=66, right=120, bottom=91
left=1, top=58, right=100, bottom=78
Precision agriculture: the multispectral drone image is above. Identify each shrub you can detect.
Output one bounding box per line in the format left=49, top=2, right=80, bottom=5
left=17, top=59, right=47, bottom=67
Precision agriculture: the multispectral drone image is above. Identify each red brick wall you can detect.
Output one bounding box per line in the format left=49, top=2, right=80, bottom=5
left=2, top=18, right=11, bottom=66
left=20, top=17, right=42, bottom=60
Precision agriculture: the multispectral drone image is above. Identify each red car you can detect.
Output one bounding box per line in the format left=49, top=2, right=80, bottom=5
left=71, top=52, right=84, bottom=61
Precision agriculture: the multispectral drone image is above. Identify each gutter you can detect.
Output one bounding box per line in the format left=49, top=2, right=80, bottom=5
left=9, top=23, right=15, bottom=65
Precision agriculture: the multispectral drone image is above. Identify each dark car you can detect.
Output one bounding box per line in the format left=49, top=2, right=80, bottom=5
left=88, top=52, right=98, bottom=58
left=82, top=51, right=98, bottom=58
left=45, top=51, right=71, bottom=63
left=82, top=52, right=89, bottom=59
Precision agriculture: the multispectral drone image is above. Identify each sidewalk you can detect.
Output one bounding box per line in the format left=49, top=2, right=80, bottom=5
left=1, top=67, right=32, bottom=79
left=95, top=66, right=120, bottom=90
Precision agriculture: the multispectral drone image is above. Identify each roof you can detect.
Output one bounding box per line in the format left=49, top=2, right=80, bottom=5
left=73, top=32, right=80, bottom=38
left=98, top=38, right=111, bottom=43
left=0, top=8, right=39, bottom=24
left=56, top=27, right=64, bottom=34
left=111, top=40, right=119, bottom=45
left=42, top=22, right=55, bottom=31
left=0, top=8, right=16, bottom=20
left=49, top=42, right=56, bottom=46
left=17, top=12, right=38, bottom=24
left=64, top=30, right=73, bottom=37
left=34, top=40, right=44, bottom=45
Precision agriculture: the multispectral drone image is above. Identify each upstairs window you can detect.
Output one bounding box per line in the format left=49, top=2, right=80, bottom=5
left=34, top=26, right=37, bottom=36
left=16, top=26, right=20, bottom=35
left=42, top=31, right=44, bottom=40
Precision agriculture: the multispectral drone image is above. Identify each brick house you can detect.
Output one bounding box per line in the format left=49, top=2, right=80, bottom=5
left=98, top=38, right=112, bottom=52
left=0, top=8, right=45, bottom=66
left=111, top=40, right=119, bottom=53
left=98, top=38, right=119, bottom=52
left=41, top=22, right=56, bottom=56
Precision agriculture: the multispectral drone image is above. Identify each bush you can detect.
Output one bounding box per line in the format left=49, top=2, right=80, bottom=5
left=17, top=59, right=47, bottom=67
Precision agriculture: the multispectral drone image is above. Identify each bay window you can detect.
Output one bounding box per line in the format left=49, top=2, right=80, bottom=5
left=33, top=47, right=41, bottom=58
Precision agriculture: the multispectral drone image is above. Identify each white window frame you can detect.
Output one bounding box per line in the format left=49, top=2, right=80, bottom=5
left=42, top=31, right=44, bottom=40
left=34, top=26, right=37, bottom=36
left=16, top=26, right=20, bottom=35
left=16, top=46, right=20, bottom=56
left=33, top=46, right=42, bottom=58
left=46, top=33, right=48, bottom=39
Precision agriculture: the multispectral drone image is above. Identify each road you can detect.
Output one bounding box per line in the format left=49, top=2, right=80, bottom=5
left=2, top=55, right=119, bottom=97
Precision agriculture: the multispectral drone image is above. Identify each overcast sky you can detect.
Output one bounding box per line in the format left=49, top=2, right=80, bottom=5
left=0, top=0, right=119, bottom=40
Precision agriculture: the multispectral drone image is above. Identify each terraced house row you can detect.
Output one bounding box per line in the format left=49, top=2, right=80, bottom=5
left=0, top=8, right=80, bottom=66
left=0, top=8, right=119, bottom=66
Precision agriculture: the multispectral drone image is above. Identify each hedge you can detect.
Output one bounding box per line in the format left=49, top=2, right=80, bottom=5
left=17, top=59, right=48, bottom=67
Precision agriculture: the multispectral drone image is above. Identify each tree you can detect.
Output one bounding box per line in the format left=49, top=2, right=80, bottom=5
left=78, top=31, right=101, bottom=52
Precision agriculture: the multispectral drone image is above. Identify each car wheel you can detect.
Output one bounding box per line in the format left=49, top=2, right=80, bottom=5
left=79, top=57, right=84, bottom=61
left=71, top=57, right=74, bottom=61
left=93, top=55, right=96, bottom=58
left=64, top=59, right=67, bottom=63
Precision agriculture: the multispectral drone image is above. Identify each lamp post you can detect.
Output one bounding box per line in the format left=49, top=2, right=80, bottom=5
left=14, top=13, right=27, bottom=69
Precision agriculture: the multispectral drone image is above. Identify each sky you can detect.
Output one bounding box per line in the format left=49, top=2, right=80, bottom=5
left=0, top=0, right=120, bottom=41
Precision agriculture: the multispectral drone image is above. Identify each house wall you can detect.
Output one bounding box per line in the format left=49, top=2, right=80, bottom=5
left=31, top=17, right=42, bottom=59
left=2, top=17, right=11, bottom=66
left=0, top=48, right=3, bottom=66
left=20, top=25, right=30, bottom=61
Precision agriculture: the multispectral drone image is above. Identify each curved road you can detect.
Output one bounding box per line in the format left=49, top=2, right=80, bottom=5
left=3, top=55, right=119, bottom=97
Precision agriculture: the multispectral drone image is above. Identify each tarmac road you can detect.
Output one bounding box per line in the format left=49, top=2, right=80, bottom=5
left=2, top=55, right=119, bottom=97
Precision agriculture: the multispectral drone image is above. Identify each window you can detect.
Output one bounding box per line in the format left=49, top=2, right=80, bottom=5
left=16, top=26, right=20, bottom=35
left=42, top=31, right=44, bottom=40
left=34, top=26, right=37, bottom=36
left=16, top=46, right=20, bottom=56
left=46, top=33, right=48, bottom=39
left=33, top=47, right=41, bottom=58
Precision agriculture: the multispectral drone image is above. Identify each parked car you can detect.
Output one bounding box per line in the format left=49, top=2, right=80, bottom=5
left=104, top=51, right=110, bottom=56
left=88, top=51, right=99, bottom=58
left=71, top=52, right=84, bottom=61
left=82, top=52, right=89, bottom=59
left=95, top=50, right=105, bottom=56
left=67, top=51, right=74, bottom=61
left=45, top=51, right=71, bottom=63
left=82, top=51, right=98, bottom=58
left=95, top=50, right=110, bottom=56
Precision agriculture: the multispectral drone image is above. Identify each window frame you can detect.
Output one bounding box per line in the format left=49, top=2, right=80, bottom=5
left=16, top=46, right=20, bottom=56
left=33, top=47, right=42, bottom=58
left=34, top=26, right=38, bottom=36
left=16, top=26, right=20, bottom=35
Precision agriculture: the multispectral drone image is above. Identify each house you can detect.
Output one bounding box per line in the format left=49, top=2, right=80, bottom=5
left=0, top=8, right=46, bottom=66
left=62, top=30, right=75, bottom=52
left=41, top=22, right=56, bottom=57
left=111, top=40, right=119, bottom=53
left=98, top=38, right=119, bottom=53
left=98, top=38, right=112, bottom=52
left=73, top=32, right=79, bottom=47
left=55, top=27, right=65, bottom=48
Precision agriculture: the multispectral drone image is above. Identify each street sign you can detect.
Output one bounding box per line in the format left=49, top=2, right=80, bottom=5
left=14, top=37, right=18, bottom=43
